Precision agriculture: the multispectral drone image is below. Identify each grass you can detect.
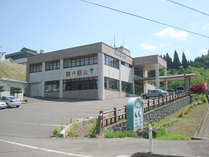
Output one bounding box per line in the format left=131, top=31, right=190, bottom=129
left=153, top=94, right=208, bottom=140
left=68, top=118, right=99, bottom=138
left=0, top=60, right=26, bottom=81
left=104, top=129, right=137, bottom=138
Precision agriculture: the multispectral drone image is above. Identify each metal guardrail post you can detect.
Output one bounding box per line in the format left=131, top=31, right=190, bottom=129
left=148, top=100, right=150, bottom=111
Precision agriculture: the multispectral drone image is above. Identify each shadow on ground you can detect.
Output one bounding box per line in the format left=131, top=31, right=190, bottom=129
left=131, top=152, right=183, bottom=157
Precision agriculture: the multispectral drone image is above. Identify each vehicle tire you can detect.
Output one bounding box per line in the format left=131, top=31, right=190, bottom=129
left=143, top=95, right=147, bottom=99
left=16, top=105, right=20, bottom=108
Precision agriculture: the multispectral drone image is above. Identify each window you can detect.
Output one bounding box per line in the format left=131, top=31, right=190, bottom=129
left=63, top=54, right=97, bottom=68
left=63, top=77, right=97, bottom=91
left=104, top=55, right=119, bottom=69
left=122, top=81, right=133, bottom=94
left=29, top=63, right=42, bottom=73
left=45, top=80, right=59, bottom=92
left=104, top=77, right=119, bottom=90
left=45, top=60, right=60, bottom=71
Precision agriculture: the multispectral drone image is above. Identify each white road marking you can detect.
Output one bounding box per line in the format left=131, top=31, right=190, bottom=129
left=0, top=138, right=93, bottom=157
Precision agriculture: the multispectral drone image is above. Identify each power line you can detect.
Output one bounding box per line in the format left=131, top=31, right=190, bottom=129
left=165, top=0, right=209, bottom=17
left=79, top=0, right=209, bottom=39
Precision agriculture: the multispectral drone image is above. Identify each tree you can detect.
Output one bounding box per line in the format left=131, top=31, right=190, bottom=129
left=164, top=53, right=173, bottom=69
left=182, top=52, right=188, bottom=68
left=0, top=86, right=4, bottom=98
left=13, top=87, right=22, bottom=99
left=172, top=50, right=181, bottom=69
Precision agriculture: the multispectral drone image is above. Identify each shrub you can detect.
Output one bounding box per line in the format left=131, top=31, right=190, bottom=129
left=190, top=83, right=205, bottom=93
left=53, top=127, right=62, bottom=137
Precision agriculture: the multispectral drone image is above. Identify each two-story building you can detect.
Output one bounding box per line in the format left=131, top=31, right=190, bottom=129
left=26, top=42, right=167, bottom=100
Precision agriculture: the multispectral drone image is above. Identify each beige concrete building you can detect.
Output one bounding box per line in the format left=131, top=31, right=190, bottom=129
left=26, top=42, right=167, bottom=100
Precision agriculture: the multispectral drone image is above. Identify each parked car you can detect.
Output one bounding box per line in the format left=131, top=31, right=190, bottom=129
left=0, top=101, right=7, bottom=109
left=141, top=89, right=169, bottom=99
left=175, top=87, right=185, bottom=94
left=167, top=89, right=175, bottom=96
left=1, top=96, right=21, bottom=108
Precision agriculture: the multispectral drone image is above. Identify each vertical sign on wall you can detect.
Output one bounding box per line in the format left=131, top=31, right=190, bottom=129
left=126, top=97, right=144, bottom=131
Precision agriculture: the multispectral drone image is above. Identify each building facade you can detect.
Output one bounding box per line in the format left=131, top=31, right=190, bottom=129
left=27, top=42, right=137, bottom=100
left=0, top=78, right=25, bottom=100
left=5, top=48, right=38, bottom=64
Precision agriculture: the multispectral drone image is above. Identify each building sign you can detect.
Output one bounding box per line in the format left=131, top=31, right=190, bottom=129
left=65, top=67, right=95, bottom=78
left=126, top=97, right=144, bottom=131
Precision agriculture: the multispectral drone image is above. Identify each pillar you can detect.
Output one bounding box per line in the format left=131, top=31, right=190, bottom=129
left=98, top=53, right=104, bottom=100
left=59, top=59, right=63, bottom=98
left=143, top=68, right=148, bottom=93
left=155, top=64, right=160, bottom=89
left=41, top=62, right=45, bottom=97
left=164, top=68, right=168, bottom=90
left=119, top=61, right=122, bottom=96
left=132, top=67, right=135, bottom=95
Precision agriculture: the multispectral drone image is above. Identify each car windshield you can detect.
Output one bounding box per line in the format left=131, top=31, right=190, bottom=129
left=7, top=96, right=16, bottom=100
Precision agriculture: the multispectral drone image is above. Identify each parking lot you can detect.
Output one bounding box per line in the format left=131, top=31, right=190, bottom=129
left=0, top=97, right=128, bottom=138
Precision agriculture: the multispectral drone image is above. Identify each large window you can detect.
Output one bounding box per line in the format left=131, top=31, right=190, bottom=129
left=45, top=80, right=59, bottom=92
left=104, top=77, right=119, bottom=90
left=104, top=55, right=119, bottom=69
left=122, top=81, right=133, bottom=94
left=45, top=60, right=60, bottom=71
left=63, top=77, right=97, bottom=91
left=63, top=54, right=97, bottom=68
left=29, top=63, right=42, bottom=73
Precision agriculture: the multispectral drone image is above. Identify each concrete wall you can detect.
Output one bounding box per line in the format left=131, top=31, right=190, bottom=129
left=104, top=89, right=126, bottom=99
left=104, top=65, right=120, bottom=80
left=120, top=65, right=134, bottom=82
left=144, top=96, right=190, bottom=122
left=63, top=89, right=98, bottom=100
left=44, top=91, right=60, bottom=98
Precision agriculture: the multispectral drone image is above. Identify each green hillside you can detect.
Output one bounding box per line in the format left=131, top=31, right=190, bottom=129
left=0, top=60, right=26, bottom=81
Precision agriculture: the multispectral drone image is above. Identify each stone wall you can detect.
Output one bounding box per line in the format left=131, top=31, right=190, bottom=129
left=63, top=89, right=98, bottom=100
left=104, top=89, right=126, bottom=99
left=144, top=96, right=190, bottom=122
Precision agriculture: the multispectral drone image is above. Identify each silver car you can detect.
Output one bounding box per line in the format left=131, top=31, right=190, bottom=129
left=0, top=101, right=7, bottom=109
left=1, top=96, right=21, bottom=108
left=141, top=89, right=169, bottom=99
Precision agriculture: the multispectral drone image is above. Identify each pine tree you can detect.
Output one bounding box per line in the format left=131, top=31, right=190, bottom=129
left=173, top=50, right=181, bottom=69
left=165, top=53, right=173, bottom=69
left=182, top=52, right=188, bottom=68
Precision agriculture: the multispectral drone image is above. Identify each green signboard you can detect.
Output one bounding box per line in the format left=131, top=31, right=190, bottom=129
left=126, top=97, right=144, bottom=131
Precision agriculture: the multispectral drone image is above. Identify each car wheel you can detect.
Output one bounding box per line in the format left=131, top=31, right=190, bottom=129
left=16, top=105, right=20, bottom=108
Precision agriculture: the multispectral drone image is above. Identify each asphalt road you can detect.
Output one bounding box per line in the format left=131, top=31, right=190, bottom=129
left=0, top=97, right=209, bottom=157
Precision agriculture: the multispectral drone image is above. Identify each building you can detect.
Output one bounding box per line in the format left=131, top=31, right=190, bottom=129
left=27, top=42, right=169, bottom=100
left=5, top=48, right=38, bottom=64
left=0, top=77, right=26, bottom=100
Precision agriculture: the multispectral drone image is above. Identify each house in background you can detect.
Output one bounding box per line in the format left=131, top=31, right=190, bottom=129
left=5, top=48, right=38, bottom=64
left=0, top=77, right=26, bottom=100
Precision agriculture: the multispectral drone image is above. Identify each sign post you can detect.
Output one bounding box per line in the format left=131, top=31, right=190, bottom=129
left=126, top=97, right=144, bottom=131
left=149, top=123, right=153, bottom=153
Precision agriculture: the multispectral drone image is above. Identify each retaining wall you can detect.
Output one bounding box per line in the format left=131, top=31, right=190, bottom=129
left=144, top=96, right=190, bottom=122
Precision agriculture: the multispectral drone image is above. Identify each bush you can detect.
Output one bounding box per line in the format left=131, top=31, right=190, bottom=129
left=190, top=83, right=205, bottom=93
left=53, top=127, right=62, bottom=137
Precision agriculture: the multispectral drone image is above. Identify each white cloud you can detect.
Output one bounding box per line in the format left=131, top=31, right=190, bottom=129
left=200, top=49, right=209, bottom=55
left=140, top=43, right=158, bottom=51
left=202, top=24, right=209, bottom=31
left=154, top=27, right=188, bottom=40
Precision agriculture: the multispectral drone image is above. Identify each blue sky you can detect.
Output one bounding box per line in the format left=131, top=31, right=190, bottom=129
left=0, top=0, right=209, bottom=61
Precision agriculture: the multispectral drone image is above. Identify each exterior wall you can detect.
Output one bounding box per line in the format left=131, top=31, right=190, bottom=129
left=120, top=65, right=134, bottom=82
left=103, top=65, right=120, bottom=80
left=13, top=58, right=27, bottom=64
left=144, top=96, right=190, bottom=122
left=104, top=89, right=126, bottom=99
left=63, top=89, right=98, bottom=100
left=44, top=91, right=59, bottom=98
left=0, top=81, right=25, bottom=100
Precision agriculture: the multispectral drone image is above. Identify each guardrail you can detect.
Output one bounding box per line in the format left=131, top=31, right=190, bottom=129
left=97, top=91, right=189, bottom=134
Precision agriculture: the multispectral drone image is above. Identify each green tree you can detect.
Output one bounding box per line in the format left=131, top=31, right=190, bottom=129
left=164, top=53, right=173, bottom=69
left=173, top=50, right=181, bottom=69
left=0, top=86, right=4, bottom=98
left=182, top=52, right=188, bottom=68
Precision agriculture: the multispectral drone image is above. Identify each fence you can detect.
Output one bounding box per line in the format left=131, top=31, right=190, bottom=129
left=97, top=91, right=189, bottom=134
